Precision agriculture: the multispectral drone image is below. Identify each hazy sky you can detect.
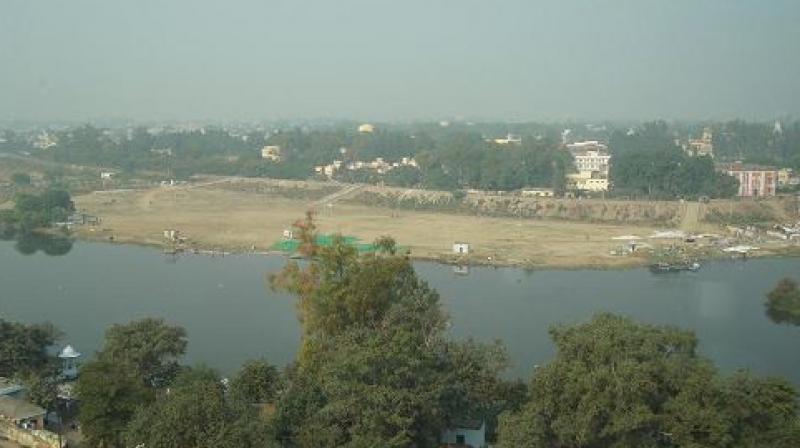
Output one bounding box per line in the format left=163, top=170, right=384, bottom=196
left=2, top=0, right=799, bottom=122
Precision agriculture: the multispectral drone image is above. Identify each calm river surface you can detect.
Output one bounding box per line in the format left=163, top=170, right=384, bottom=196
left=1, top=240, right=799, bottom=384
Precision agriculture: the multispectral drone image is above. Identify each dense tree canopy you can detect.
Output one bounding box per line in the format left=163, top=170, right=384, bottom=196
left=270, top=216, right=511, bottom=447
left=77, top=357, right=153, bottom=448
left=0, top=319, right=60, bottom=377
left=0, top=188, right=74, bottom=233
left=610, top=148, right=738, bottom=199
left=101, top=317, right=188, bottom=387
left=230, top=359, right=281, bottom=405
left=76, top=318, right=188, bottom=447
left=124, top=367, right=278, bottom=448
left=497, top=314, right=800, bottom=448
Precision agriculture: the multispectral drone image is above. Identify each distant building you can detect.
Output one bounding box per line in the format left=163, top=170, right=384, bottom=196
left=100, top=171, right=116, bottom=180
left=452, top=242, right=470, bottom=254
left=358, top=123, right=375, bottom=134
left=440, top=420, right=487, bottom=448
left=58, top=345, right=82, bottom=380
left=685, top=128, right=714, bottom=157
left=565, top=141, right=611, bottom=192
left=32, top=132, right=57, bottom=150
left=777, top=168, right=798, bottom=187
left=0, top=378, right=24, bottom=399
left=520, top=188, right=555, bottom=197
left=151, top=147, right=173, bottom=156
left=492, top=134, right=522, bottom=145
left=719, top=162, right=778, bottom=197
left=566, top=140, right=608, bottom=153
left=567, top=171, right=609, bottom=192
left=261, top=145, right=281, bottom=162
left=572, top=150, right=611, bottom=173
left=0, top=396, right=46, bottom=430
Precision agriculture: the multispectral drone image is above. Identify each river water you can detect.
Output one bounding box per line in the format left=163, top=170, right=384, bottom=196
left=1, top=239, right=798, bottom=384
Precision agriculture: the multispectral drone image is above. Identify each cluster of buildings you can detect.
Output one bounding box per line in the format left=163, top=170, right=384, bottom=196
left=0, top=345, right=81, bottom=448
left=314, top=156, right=418, bottom=178
left=565, top=141, right=612, bottom=192
left=32, top=132, right=58, bottom=150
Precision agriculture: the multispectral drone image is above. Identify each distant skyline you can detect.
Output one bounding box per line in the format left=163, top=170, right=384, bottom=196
left=2, top=0, right=799, bottom=123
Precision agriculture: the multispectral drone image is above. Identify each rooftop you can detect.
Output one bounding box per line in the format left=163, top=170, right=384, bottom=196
left=0, top=396, right=45, bottom=421
left=0, top=378, right=24, bottom=397
left=718, top=162, right=779, bottom=172
left=58, top=345, right=81, bottom=359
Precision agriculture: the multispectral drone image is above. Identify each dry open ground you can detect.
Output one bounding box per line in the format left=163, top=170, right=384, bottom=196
left=68, top=177, right=800, bottom=268
left=67, top=178, right=746, bottom=269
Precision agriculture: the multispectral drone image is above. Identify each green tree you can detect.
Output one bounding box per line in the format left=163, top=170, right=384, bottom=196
left=497, top=314, right=800, bottom=448
left=102, top=317, right=188, bottom=386
left=76, top=318, right=188, bottom=447
left=0, top=319, right=60, bottom=377
left=23, top=367, right=61, bottom=416
left=230, top=359, right=280, bottom=404
left=124, top=367, right=277, bottom=448
left=271, top=216, right=509, bottom=447
left=77, top=357, right=153, bottom=448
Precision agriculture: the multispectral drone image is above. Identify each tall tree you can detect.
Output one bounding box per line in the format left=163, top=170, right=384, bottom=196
left=77, top=357, right=153, bottom=448
left=497, top=314, right=800, bottom=448
left=124, top=367, right=277, bottom=448
left=0, top=319, right=60, bottom=377
left=102, top=317, right=188, bottom=387
left=271, top=215, right=509, bottom=447
left=76, top=318, right=188, bottom=447
left=230, top=358, right=281, bottom=404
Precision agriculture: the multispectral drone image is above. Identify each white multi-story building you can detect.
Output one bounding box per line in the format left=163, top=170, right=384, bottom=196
left=572, top=150, right=611, bottom=173
left=567, top=171, right=610, bottom=192
left=566, top=141, right=611, bottom=192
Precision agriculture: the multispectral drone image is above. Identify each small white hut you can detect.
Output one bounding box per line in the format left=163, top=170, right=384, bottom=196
left=453, top=242, right=470, bottom=254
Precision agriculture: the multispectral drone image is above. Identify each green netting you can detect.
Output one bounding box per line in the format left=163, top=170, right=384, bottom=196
left=270, top=234, right=379, bottom=253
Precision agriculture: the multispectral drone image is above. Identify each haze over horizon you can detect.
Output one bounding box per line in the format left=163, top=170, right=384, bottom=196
left=2, top=0, right=799, bottom=124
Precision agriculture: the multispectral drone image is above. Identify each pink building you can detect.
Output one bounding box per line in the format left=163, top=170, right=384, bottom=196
left=719, top=162, right=778, bottom=197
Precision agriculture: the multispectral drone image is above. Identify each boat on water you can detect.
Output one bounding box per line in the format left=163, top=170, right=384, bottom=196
left=649, top=261, right=701, bottom=273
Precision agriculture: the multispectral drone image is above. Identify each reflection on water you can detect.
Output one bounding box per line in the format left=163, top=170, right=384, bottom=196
left=766, top=305, right=800, bottom=326
left=763, top=278, right=800, bottom=327
left=0, top=230, right=74, bottom=256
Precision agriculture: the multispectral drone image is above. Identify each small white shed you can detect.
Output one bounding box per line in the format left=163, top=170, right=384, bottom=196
left=453, top=242, right=470, bottom=255
left=441, top=420, right=486, bottom=447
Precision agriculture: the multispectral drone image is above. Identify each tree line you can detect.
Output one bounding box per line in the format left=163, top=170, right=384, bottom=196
left=609, top=121, right=739, bottom=199
left=7, top=119, right=800, bottom=200
left=0, top=188, right=74, bottom=235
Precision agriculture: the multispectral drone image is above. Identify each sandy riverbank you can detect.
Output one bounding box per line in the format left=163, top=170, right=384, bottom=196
left=70, top=179, right=799, bottom=270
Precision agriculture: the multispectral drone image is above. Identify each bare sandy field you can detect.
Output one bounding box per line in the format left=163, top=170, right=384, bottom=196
left=71, top=181, right=673, bottom=269
left=70, top=178, right=800, bottom=268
